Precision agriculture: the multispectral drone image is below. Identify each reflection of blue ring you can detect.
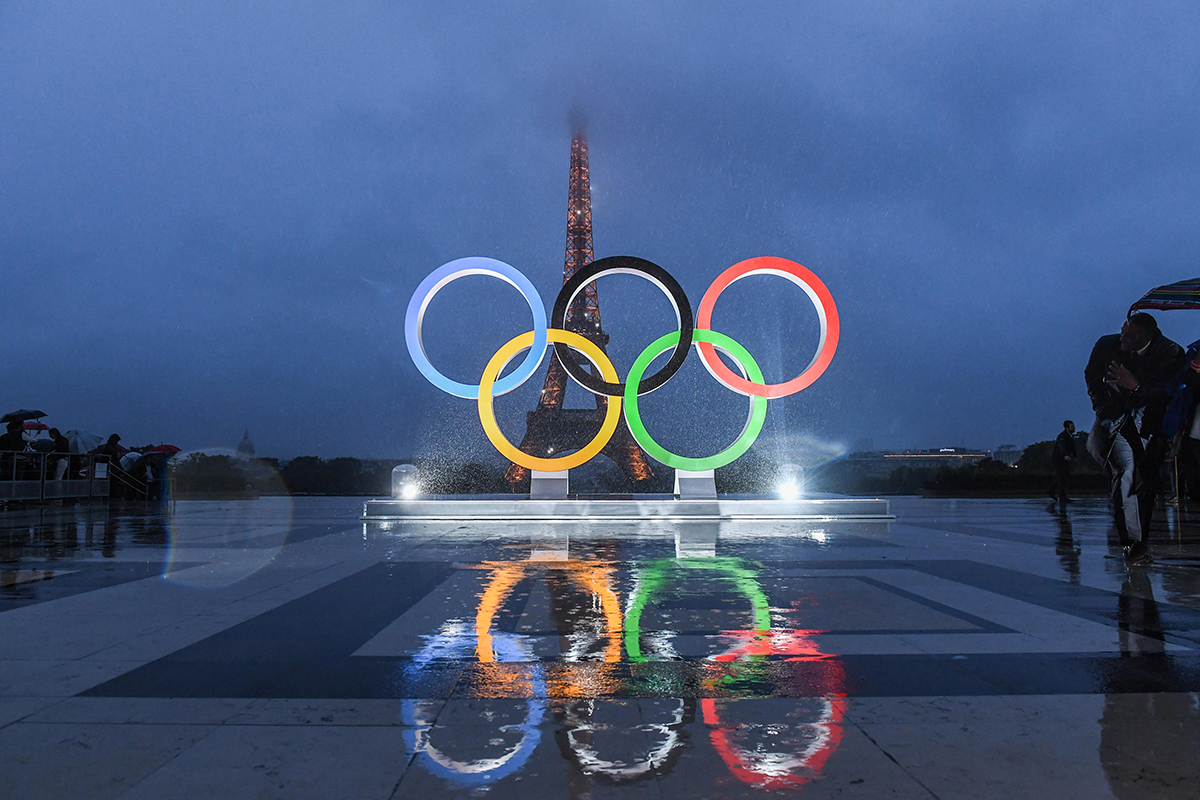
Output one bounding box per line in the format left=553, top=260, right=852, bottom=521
left=402, top=623, right=546, bottom=786
left=405, top=257, right=548, bottom=399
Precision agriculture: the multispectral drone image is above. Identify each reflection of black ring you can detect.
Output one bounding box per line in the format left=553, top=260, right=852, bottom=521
left=550, top=256, right=694, bottom=397
left=554, top=697, right=695, bottom=784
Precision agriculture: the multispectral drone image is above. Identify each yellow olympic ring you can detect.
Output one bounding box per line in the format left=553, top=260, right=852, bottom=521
left=478, top=330, right=622, bottom=471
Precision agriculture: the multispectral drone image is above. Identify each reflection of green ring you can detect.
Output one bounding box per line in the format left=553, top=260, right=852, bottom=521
left=624, top=330, right=768, bottom=471
left=624, top=558, right=771, bottom=662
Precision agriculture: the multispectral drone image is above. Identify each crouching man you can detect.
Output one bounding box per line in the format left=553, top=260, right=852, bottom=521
left=1085, top=313, right=1184, bottom=564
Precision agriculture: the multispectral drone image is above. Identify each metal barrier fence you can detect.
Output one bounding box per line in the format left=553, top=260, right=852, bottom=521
left=0, top=452, right=112, bottom=502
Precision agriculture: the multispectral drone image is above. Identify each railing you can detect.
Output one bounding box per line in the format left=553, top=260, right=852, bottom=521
left=108, top=461, right=151, bottom=500
left=0, top=452, right=113, bottom=503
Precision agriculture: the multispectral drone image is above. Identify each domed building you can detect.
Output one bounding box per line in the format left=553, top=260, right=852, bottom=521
left=236, top=429, right=256, bottom=459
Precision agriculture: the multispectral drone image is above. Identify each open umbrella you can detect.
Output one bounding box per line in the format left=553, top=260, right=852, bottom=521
left=63, top=430, right=103, bottom=455
left=1130, top=277, right=1200, bottom=313
left=22, top=421, right=48, bottom=431
left=1, top=409, right=46, bottom=424
left=145, top=444, right=182, bottom=455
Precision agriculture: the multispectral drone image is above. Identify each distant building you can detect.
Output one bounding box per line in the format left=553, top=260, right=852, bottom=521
left=236, top=429, right=256, bottom=459
left=845, top=448, right=989, bottom=478
left=993, top=445, right=1023, bottom=467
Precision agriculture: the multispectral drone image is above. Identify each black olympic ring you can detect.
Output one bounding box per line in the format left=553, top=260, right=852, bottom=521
left=550, top=256, right=694, bottom=397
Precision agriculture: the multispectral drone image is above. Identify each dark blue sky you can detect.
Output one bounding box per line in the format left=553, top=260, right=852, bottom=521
left=3, top=1, right=1199, bottom=464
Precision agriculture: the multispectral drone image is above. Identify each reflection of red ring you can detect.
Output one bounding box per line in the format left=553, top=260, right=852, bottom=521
left=695, top=256, right=839, bottom=398
left=701, top=694, right=846, bottom=791
left=700, top=626, right=846, bottom=790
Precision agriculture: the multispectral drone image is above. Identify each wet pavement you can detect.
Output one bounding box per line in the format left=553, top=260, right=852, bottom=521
left=2, top=495, right=1200, bottom=798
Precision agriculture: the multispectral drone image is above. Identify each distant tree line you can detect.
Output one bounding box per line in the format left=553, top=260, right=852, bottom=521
left=169, top=446, right=786, bottom=498
left=170, top=438, right=1097, bottom=499
left=172, top=454, right=412, bottom=497
left=813, top=432, right=1110, bottom=496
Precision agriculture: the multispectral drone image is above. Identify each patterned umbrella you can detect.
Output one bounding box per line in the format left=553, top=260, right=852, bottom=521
left=1130, top=277, right=1200, bottom=313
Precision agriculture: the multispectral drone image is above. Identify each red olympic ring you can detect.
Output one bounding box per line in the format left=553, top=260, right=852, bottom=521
left=695, top=256, right=840, bottom=399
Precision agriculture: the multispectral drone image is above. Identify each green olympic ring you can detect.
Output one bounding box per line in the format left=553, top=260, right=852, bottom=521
left=624, top=557, right=771, bottom=662
left=623, top=330, right=768, bottom=471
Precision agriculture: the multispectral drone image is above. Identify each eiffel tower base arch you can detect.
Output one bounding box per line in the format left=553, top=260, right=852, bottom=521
left=503, top=407, right=654, bottom=493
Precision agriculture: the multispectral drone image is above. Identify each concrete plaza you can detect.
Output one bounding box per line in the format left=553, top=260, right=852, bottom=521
left=1, top=495, right=1199, bottom=798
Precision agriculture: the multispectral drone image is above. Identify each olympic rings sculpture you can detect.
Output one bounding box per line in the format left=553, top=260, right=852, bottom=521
left=406, top=254, right=839, bottom=472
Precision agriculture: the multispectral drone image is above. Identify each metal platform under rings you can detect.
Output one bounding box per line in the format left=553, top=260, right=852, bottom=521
left=362, top=494, right=891, bottom=522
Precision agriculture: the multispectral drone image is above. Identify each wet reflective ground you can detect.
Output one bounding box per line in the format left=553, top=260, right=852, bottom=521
left=3, top=497, right=1200, bottom=798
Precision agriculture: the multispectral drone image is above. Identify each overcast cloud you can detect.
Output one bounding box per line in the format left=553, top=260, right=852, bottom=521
left=2, top=0, right=1199, bottom=463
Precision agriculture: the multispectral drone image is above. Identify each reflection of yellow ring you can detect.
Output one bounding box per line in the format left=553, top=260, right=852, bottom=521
left=476, top=561, right=623, bottom=673
left=476, top=563, right=526, bottom=663
left=478, top=330, right=621, bottom=471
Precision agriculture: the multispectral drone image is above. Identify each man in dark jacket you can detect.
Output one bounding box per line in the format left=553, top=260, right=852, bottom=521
left=0, top=421, right=26, bottom=452
left=0, top=421, right=26, bottom=480
left=1048, top=420, right=1077, bottom=503
left=1085, top=312, right=1186, bottom=563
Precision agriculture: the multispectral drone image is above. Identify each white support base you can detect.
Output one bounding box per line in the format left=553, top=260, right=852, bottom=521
left=530, top=469, right=569, bottom=500
left=363, top=496, right=892, bottom=521
left=673, top=469, right=716, bottom=500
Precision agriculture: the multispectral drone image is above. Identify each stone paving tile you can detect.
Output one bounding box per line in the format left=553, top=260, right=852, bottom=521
left=1097, top=719, right=1200, bottom=800
left=0, top=659, right=148, bottom=697
left=0, top=695, right=62, bottom=728
left=23, top=696, right=253, bottom=725
left=228, top=697, right=425, bottom=726
left=118, top=724, right=410, bottom=800
left=848, top=695, right=1121, bottom=800
left=0, top=722, right=216, bottom=800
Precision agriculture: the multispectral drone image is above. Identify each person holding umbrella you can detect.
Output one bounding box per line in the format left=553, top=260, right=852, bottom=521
left=0, top=421, right=25, bottom=452
left=91, top=434, right=126, bottom=469
left=1085, top=313, right=1185, bottom=564
left=47, top=428, right=70, bottom=480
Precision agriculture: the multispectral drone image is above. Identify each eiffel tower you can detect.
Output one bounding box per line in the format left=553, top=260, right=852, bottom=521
left=503, top=129, right=655, bottom=491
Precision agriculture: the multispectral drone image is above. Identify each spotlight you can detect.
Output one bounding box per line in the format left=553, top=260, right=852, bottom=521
left=392, top=464, right=420, bottom=500
left=777, top=463, right=805, bottom=501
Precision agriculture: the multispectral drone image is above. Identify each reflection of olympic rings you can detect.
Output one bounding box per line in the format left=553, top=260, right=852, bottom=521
left=702, top=696, right=846, bottom=791
left=623, top=558, right=771, bottom=662
left=476, top=560, right=624, bottom=667
left=555, top=698, right=694, bottom=783
left=402, top=619, right=545, bottom=786
left=407, top=254, right=838, bottom=471
left=551, top=256, right=693, bottom=397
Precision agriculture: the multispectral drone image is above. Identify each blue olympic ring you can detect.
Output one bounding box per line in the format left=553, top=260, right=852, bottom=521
left=405, top=257, right=548, bottom=399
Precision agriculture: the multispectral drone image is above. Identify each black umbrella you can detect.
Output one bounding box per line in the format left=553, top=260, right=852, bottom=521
left=0, top=409, right=46, bottom=424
